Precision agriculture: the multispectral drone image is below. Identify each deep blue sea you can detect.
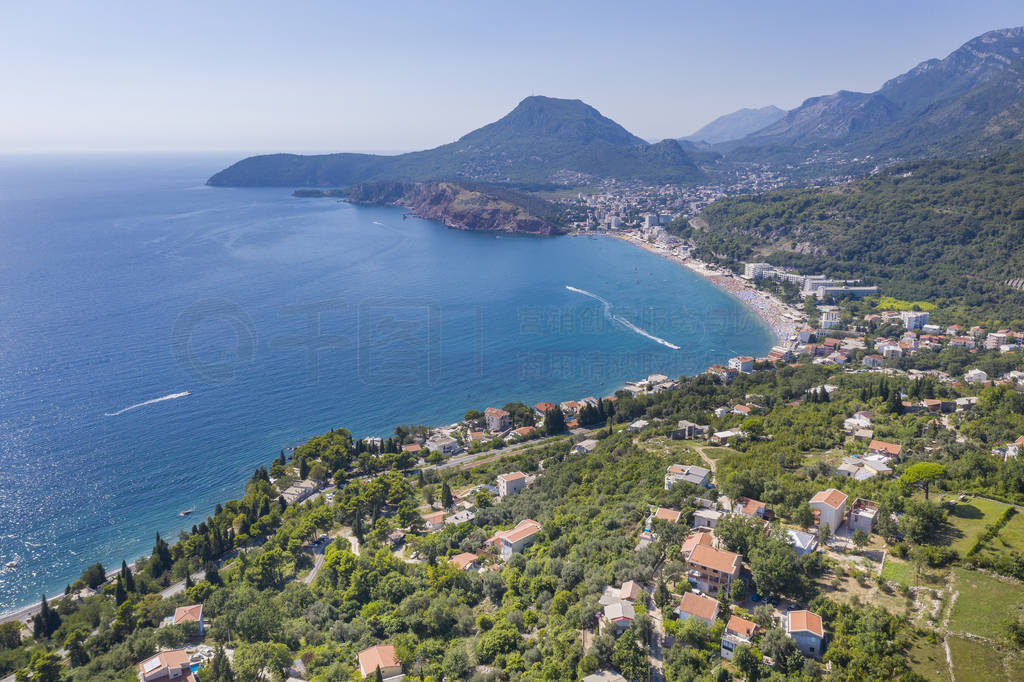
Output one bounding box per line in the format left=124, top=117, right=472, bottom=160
left=0, top=154, right=774, bottom=612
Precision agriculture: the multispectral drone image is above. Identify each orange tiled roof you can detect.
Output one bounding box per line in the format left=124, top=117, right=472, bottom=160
left=173, top=604, right=202, bottom=625
left=681, top=531, right=712, bottom=555
left=358, top=645, right=400, bottom=675
left=810, top=488, right=848, bottom=509
left=688, top=544, right=740, bottom=574
left=654, top=507, right=682, bottom=523
left=677, top=592, right=719, bottom=621
left=788, top=610, right=824, bottom=637
left=726, top=615, right=758, bottom=639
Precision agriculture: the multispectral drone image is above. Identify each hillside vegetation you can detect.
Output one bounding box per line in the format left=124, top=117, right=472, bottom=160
left=691, top=148, right=1024, bottom=323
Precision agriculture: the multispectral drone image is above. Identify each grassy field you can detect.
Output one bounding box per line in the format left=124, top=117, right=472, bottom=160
left=949, top=567, right=1024, bottom=639
left=943, top=497, right=1012, bottom=554
left=907, top=635, right=950, bottom=682
left=637, top=437, right=703, bottom=466
left=948, top=636, right=1005, bottom=681
left=699, top=446, right=737, bottom=460
left=881, top=557, right=913, bottom=586
left=974, top=506, right=1024, bottom=563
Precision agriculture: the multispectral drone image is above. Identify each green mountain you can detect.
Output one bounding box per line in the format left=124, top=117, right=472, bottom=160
left=680, top=105, right=785, bottom=145
left=723, top=27, right=1024, bottom=162
left=687, top=148, right=1024, bottom=322
left=207, top=96, right=704, bottom=188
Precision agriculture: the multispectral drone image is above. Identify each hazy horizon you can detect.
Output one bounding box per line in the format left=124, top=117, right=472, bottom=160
left=2, top=1, right=1022, bottom=154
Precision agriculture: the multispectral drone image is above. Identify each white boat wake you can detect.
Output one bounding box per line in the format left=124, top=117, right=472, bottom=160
left=566, top=286, right=680, bottom=350
left=105, top=391, right=191, bottom=417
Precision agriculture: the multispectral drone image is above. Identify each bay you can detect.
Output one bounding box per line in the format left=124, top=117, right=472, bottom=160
left=0, top=154, right=774, bottom=611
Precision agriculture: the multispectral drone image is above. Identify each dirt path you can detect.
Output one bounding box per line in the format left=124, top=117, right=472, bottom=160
left=693, top=446, right=718, bottom=484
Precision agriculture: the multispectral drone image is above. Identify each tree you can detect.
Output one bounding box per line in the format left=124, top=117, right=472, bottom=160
left=654, top=579, right=671, bottom=608
left=732, top=644, right=761, bottom=681
left=81, top=562, right=106, bottom=589
left=818, top=523, right=831, bottom=544
left=64, top=629, right=89, bottom=667
left=852, top=529, right=870, bottom=549
left=26, top=651, right=63, bottom=682
left=612, top=630, right=648, bottom=681
left=115, top=576, right=127, bottom=605
left=233, top=642, right=291, bottom=682
left=441, top=480, right=453, bottom=509
left=900, top=462, right=946, bottom=500
left=121, top=559, right=135, bottom=592
left=464, top=409, right=483, bottom=422
left=759, top=627, right=795, bottom=668
left=545, top=407, right=567, bottom=435
left=748, top=538, right=800, bottom=597
left=0, top=621, right=22, bottom=650
left=209, top=645, right=235, bottom=682
left=442, top=644, right=471, bottom=680
left=793, top=504, right=815, bottom=530
left=31, top=595, right=60, bottom=640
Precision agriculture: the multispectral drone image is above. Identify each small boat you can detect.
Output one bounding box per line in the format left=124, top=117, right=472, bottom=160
left=4, top=560, right=16, bottom=570
left=178, top=508, right=194, bottom=517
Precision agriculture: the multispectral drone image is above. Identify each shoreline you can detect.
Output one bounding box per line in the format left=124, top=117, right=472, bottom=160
left=608, top=231, right=802, bottom=346
left=1, top=225, right=792, bottom=621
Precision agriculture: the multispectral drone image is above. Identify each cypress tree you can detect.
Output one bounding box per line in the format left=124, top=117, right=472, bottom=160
left=210, top=645, right=234, bottom=682
left=441, top=480, right=453, bottom=509
left=205, top=562, right=222, bottom=586
left=115, top=576, right=127, bottom=606
left=185, top=572, right=194, bottom=590
left=545, top=407, right=567, bottom=435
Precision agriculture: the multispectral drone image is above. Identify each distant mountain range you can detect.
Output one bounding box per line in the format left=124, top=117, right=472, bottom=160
left=210, top=27, right=1024, bottom=190
left=720, top=27, right=1024, bottom=161
left=208, top=96, right=704, bottom=188
left=680, top=106, right=785, bottom=145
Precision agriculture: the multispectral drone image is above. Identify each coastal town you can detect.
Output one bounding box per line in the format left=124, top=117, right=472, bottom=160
left=9, top=5, right=1024, bottom=682
left=4, top=257, right=1024, bottom=681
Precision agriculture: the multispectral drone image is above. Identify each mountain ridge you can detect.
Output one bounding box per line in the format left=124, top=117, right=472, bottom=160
left=723, top=26, right=1024, bottom=160
left=208, top=96, right=704, bottom=188
left=681, top=105, right=785, bottom=145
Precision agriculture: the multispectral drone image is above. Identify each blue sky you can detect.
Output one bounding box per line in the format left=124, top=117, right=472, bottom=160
left=1, top=1, right=1021, bottom=153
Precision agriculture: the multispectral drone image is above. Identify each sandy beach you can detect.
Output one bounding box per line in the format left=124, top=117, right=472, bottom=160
left=611, top=232, right=804, bottom=345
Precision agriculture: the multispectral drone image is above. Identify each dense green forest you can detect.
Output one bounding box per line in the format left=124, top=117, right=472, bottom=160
left=685, top=149, right=1024, bottom=324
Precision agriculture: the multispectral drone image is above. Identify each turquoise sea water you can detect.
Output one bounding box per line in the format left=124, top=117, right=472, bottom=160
left=0, top=155, right=775, bottom=612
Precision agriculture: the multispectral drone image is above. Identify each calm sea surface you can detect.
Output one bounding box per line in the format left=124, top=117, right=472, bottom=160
left=0, top=154, right=774, bottom=611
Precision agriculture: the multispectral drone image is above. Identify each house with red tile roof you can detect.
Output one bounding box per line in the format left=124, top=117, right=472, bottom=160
left=786, top=610, right=825, bottom=658
left=358, top=644, right=403, bottom=679
left=487, top=519, right=542, bottom=560
left=681, top=531, right=713, bottom=559
left=686, top=545, right=742, bottom=595
left=868, top=439, right=903, bottom=459
left=165, top=604, right=204, bottom=635
left=653, top=507, right=682, bottom=524
left=484, top=407, right=510, bottom=432
left=810, top=489, right=848, bottom=535
left=733, top=497, right=767, bottom=519
left=675, top=592, right=719, bottom=624
left=137, top=649, right=196, bottom=682
left=534, top=402, right=558, bottom=415
left=422, top=510, right=445, bottom=532
left=721, top=615, right=758, bottom=660
left=449, top=552, right=479, bottom=571
left=497, top=471, right=527, bottom=498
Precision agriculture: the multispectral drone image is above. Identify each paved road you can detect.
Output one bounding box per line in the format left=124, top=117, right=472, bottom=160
left=301, top=547, right=326, bottom=585
left=428, top=427, right=598, bottom=472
